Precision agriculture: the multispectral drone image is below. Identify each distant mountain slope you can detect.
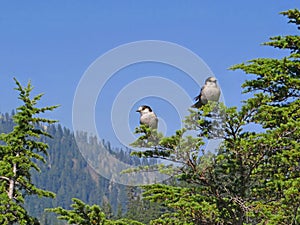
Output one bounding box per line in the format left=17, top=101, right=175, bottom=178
left=0, top=112, right=154, bottom=224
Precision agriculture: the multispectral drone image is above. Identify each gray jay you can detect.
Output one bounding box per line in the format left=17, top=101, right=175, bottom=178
left=192, top=76, right=221, bottom=108
left=136, top=105, right=158, bottom=129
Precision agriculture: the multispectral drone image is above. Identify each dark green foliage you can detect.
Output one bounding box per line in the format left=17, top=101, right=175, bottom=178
left=48, top=198, right=144, bottom=225
left=0, top=78, right=58, bottom=224
left=228, top=9, right=300, bottom=224
left=47, top=198, right=107, bottom=224
left=124, top=186, right=165, bottom=224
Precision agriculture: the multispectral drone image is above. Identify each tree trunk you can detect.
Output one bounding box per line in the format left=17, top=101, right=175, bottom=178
left=8, top=153, right=18, bottom=199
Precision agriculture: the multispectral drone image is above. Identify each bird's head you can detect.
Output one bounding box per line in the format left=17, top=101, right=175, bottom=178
left=205, top=77, right=217, bottom=85
left=136, top=105, right=153, bottom=114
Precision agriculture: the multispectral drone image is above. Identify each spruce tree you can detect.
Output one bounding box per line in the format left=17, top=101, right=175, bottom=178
left=229, top=9, right=300, bottom=224
left=0, top=78, right=58, bottom=224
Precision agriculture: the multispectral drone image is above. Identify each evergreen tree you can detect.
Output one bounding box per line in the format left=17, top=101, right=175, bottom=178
left=130, top=8, right=300, bottom=224
left=48, top=198, right=144, bottom=225
left=229, top=9, right=300, bottom=224
left=0, top=78, right=58, bottom=224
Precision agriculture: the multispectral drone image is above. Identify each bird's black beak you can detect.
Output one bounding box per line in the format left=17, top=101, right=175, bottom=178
left=136, top=110, right=140, bottom=112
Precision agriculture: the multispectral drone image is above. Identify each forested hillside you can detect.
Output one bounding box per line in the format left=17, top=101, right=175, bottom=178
left=0, top=112, right=159, bottom=224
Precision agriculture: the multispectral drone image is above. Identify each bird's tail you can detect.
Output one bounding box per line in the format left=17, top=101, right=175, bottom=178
left=191, top=101, right=203, bottom=109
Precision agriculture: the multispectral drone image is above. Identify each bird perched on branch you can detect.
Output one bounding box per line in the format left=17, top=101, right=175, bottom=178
left=136, top=105, right=158, bottom=129
left=192, top=76, right=221, bottom=108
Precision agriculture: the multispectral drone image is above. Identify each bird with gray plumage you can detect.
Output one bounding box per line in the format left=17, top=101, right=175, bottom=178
left=192, top=76, right=221, bottom=108
left=136, top=105, right=158, bottom=129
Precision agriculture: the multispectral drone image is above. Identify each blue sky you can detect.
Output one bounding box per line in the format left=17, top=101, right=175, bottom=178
left=0, top=1, right=299, bottom=148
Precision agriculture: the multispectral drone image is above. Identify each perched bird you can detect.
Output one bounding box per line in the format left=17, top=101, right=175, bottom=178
left=192, top=76, right=221, bottom=108
left=136, top=105, right=158, bottom=129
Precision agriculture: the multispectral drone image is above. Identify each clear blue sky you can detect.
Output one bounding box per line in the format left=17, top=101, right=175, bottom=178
left=0, top=1, right=299, bottom=148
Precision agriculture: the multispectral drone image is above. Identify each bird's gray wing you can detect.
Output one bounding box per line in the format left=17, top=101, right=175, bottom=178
left=192, top=86, right=205, bottom=108
left=194, top=86, right=204, bottom=101
left=148, top=113, right=158, bottom=129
